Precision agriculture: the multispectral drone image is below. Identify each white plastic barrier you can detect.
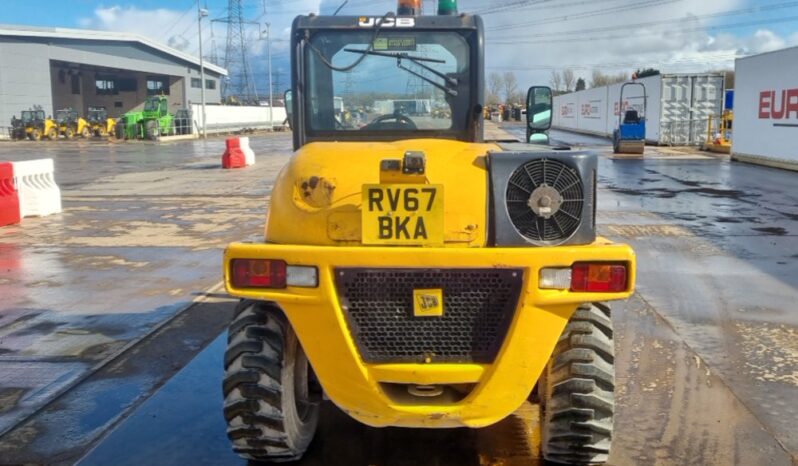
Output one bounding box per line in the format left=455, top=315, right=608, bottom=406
left=240, top=137, right=256, bottom=166
left=12, top=159, right=62, bottom=217
left=191, top=104, right=288, bottom=134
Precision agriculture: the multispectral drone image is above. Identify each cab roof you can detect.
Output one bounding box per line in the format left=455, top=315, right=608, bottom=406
left=292, top=14, right=481, bottom=31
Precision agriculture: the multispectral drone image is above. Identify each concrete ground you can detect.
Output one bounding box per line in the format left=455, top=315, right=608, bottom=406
left=0, top=129, right=796, bottom=465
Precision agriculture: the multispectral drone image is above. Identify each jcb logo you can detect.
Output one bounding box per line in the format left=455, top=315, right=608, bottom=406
left=417, top=294, right=439, bottom=310
left=358, top=17, right=416, bottom=28
left=413, top=289, right=443, bottom=317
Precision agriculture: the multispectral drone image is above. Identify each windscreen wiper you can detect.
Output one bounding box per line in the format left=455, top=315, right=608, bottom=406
left=343, top=48, right=445, bottom=63
left=343, top=48, right=459, bottom=96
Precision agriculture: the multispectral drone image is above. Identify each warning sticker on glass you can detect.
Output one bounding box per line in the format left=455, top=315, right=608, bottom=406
left=373, top=37, right=417, bottom=51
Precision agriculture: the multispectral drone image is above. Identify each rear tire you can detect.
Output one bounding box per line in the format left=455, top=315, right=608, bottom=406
left=145, top=120, right=159, bottom=141
left=30, top=129, right=41, bottom=141
left=540, top=303, right=614, bottom=465
left=81, top=127, right=91, bottom=138
left=115, top=122, right=125, bottom=140
left=223, top=301, right=320, bottom=463
left=65, top=128, right=75, bottom=139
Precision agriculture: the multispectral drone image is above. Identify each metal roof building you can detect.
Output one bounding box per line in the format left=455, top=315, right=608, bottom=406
left=0, top=24, right=227, bottom=128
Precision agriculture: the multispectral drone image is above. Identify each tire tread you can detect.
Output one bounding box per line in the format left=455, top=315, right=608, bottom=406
left=222, top=300, right=316, bottom=462
left=541, top=303, right=615, bottom=465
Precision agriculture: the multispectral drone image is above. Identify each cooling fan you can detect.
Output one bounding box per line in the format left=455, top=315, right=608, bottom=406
left=506, top=158, right=584, bottom=243
left=490, top=151, right=597, bottom=246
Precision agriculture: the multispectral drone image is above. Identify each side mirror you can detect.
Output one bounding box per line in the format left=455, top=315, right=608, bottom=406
left=526, top=86, right=552, bottom=141
left=284, top=90, right=293, bottom=130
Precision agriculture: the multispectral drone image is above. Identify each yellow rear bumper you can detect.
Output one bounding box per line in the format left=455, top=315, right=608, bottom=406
left=223, top=239, right=635, bottom=428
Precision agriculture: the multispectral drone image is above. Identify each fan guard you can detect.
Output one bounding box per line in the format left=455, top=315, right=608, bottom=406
left=505, top=158, right=584, bottom=244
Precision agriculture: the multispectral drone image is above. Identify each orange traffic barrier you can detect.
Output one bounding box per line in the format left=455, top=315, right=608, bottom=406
left=0, top=162, right=21, bottom=227
left=222, top=138, right=247, bottom=169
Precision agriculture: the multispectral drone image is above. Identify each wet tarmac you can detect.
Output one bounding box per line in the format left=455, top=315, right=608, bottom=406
left=0, top=135, right=292, bottom=456
left=1, top=129, right=797, bottom=465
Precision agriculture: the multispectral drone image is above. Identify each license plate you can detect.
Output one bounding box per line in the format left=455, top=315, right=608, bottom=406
left=362, top=184, right=444, bottom=245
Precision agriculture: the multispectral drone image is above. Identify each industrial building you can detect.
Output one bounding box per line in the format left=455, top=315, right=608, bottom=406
left=0, top=24, right=227, bottom=127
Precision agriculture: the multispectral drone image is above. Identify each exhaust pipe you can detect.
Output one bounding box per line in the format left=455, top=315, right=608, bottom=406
left=407, top=384, right=444, bottom=397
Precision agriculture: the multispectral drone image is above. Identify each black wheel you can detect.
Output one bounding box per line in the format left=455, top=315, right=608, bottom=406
left=540, top=303, right=614, bottom=465
left=145, top=120, right=159, bottom=141
left=115, top=122, right=125, bottom=140
left=612, top=131, right=620, bottom=154
left=223, top=301, right=320, bottom=463
left=65, top=127, right=75, bottom=139
left=30, top=129, right=41, bottom=141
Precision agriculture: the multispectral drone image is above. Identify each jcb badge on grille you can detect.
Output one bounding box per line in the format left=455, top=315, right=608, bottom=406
left=413, top=289, right=444, bottom=317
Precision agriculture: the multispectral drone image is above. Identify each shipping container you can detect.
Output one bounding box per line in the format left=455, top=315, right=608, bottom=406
left=732, top=46, right=798, bottom=171
left=552, top=73, right=724, bottom=145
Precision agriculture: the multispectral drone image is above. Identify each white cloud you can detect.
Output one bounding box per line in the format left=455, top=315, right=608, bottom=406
left=481, top=0, right=795, bottom=86
left=79, top=6, right=197, bottom=51
left=76, top=1, right=796, bottom=91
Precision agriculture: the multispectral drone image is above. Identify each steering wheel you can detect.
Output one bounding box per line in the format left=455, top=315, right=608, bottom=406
left=363, top=113, right=417, bottom=131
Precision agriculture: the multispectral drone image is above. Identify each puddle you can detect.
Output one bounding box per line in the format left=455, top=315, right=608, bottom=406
left=751, top=227, right=788, bottom=236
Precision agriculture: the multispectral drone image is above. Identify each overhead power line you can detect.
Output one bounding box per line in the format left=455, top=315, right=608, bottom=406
left=486, top=0, right=683, bottom=31
left=488, top=13, right=798, bottom=44
left=487, top=0, right=798, bottom=40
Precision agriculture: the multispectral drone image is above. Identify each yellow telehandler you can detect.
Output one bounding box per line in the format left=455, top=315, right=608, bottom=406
left=54, top=108, right=90, bottom=139
left=87, top=107, right=116, bottom=137
left=221, top=1, right=635, bottom=464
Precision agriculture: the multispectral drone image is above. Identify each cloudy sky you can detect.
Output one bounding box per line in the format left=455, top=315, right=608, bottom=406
left=3, top=0, right=797, bottom=93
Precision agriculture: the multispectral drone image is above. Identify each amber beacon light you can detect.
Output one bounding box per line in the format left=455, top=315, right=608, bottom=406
left=397, top=0, right=422, bottom=15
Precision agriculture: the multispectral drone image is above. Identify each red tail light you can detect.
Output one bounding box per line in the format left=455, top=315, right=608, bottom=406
left=571, top=263, right=628, bottom=292
left=231, top=259, right=287, bottom=289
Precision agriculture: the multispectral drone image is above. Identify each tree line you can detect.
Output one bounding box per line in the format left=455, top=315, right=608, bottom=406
left=485, top=68, right=665, bottom=105
left=486, top=72, right=525, bottom=106
left=549, top=68, right=662, bottom=94
left=487, top=67, right=732, bottom=103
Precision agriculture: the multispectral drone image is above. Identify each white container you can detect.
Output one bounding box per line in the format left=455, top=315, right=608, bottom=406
left=733, top=46, right=798, bottom=171
left=578, top=86, right=610, bottom=136
left=553, top=91, right=578, bottom=131
left=552, top=73, right=724, bottom=145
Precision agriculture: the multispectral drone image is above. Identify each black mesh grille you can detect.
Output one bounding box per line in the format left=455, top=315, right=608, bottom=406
left=335, top=268, right=523, bottom=364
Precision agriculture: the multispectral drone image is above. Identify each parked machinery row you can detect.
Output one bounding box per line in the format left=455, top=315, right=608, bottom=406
left=9, top=106, right=114, bottom=141
left=8, top=97, right=193, bottom=142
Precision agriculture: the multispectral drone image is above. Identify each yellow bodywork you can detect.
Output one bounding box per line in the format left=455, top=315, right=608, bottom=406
left=704, top=111, right=733, bottom=154
left=266, top=139, right=494, bottom=247
left=90, top=118, right=116, bottom=137
left=224, top=138, right=636, bottom=428
left=58, top=117, right=91, bottom=139
left=25, top=119, right=58, bottom=141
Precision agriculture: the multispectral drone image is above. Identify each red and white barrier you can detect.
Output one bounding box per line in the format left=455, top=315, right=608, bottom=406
left=240, top=137, right=256, bottom=166
left=222, top=138, right=250, bottom=169
left=12, top=159, right=62, bottom=218
left=0, top=162, right=21, bottom=227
